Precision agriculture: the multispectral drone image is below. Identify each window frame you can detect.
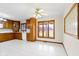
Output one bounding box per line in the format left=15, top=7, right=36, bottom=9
left=38, top=20, right=55, bottom=39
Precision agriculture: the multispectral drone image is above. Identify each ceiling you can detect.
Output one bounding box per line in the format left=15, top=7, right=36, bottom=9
left=0, top=3, right=69, bottom=21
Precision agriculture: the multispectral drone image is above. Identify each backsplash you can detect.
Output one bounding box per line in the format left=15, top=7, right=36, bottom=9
left=0, top=29, right=13, bottom=33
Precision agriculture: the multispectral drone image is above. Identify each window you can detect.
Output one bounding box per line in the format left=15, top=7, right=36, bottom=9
left=38, top=22, right=43, bottom=37
left=21, top=23, right=26, bottom=31
left=38, top=20, right=55, bottom=39
left=0, top=23, right=3, bottom=28
left=44, top=22, right=48, bottom=38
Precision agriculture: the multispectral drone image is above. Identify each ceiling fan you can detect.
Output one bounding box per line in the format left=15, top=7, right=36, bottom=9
left=33, top=8, right=47, bottom=19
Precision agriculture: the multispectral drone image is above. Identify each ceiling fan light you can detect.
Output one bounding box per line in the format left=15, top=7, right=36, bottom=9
left=35, top=14, right=42, bottom=19
left=33, top=14, right=36, bottom=17
left=33, top=8, right=47, bottom=19
left=37, top=14, right=41, bottom=17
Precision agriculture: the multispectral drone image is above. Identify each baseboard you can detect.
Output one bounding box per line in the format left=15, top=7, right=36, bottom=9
left=0, top=39, right=22, bottom=43
left=62, top=43, right=68, bottom=56
left=36, top=40, right=63, bottom=44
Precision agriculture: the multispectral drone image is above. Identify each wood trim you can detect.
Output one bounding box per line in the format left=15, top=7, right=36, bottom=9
left=77, top=3, right=79, bottom=39
left=65, top=32, right=77, bottom=38
left=64, top=3, right=76, bottom=20
left=64, top=3, right=79, bottom=39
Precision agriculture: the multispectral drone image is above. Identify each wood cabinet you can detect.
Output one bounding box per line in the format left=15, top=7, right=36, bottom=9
left=14, top=33, right=22, bottom=40
left=13, top=21, right=20, bottom=32
left=3, top=20, right=13, bottom=29
left=0, top=33, right=22, bottom=42
left=0, top=19, right=21, bottom=42
left=0, top=33, right=14, bottom=42
left=26, top=17, right=36, bottom=41
left=3, top=20, right=20, bottom=32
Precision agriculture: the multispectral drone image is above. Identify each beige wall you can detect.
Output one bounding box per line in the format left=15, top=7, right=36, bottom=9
left=63, top=3, right=79, bottom=56
left=36, top=16, right=64, bottom=43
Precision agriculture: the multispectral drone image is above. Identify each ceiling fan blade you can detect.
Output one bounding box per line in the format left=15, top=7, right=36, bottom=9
left=38, top=9, right=44, bottom=13
left=33, top=8, right=48, bottom=19
left=41, top=13, right=48, bottom=16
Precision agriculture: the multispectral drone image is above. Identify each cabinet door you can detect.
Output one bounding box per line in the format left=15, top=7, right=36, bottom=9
left=3, top=21, right=8, bottom=29
left=8, top=20, right=13, bottom=29
left=3, top=20, right=13, bottom=29
left=30, top=18, right=36, bottom=40
left=8, top=33, right=14, bottom=39
left=13, top=21, right=20, bottom=32
left=14, top=33, right=22, bottom=40
left=26, top=18, right=36, bottom=41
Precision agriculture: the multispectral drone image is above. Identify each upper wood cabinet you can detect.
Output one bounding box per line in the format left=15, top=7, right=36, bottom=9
left=26, top=19, right=30, bottom=29
left=3, top=20, right=13, bottom=29
left=13, top=21, right=20, bottom=32
left=3, top=19, right=20, bottom=32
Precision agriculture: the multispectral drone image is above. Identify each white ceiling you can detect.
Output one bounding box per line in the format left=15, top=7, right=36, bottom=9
left=0, top=3, right=69, bottom=21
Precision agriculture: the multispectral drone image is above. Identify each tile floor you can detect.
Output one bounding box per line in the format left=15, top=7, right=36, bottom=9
left=0, top=40, right=67, bottom=56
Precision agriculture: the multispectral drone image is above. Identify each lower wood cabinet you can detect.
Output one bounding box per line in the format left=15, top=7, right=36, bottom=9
left=0, top=33, right=22, bottom=42
left=0, top=33, right=14, bottom=42
left=14, top=33, right=22, bottom=40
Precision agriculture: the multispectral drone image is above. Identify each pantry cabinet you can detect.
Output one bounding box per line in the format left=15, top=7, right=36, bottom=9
left=26, top=17, right=36, bottom=41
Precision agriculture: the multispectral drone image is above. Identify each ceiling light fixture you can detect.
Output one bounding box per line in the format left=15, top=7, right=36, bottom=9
left=33, top=8, right=47, bottom=19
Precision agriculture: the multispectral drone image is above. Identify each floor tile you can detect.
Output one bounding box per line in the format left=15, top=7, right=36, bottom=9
left=0, top=40, right=67, bottom=56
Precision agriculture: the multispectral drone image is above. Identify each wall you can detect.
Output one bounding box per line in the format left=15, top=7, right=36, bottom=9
left=63, top=3, right=79, bottom=56
left=36, top=16, right=64, bottom=43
